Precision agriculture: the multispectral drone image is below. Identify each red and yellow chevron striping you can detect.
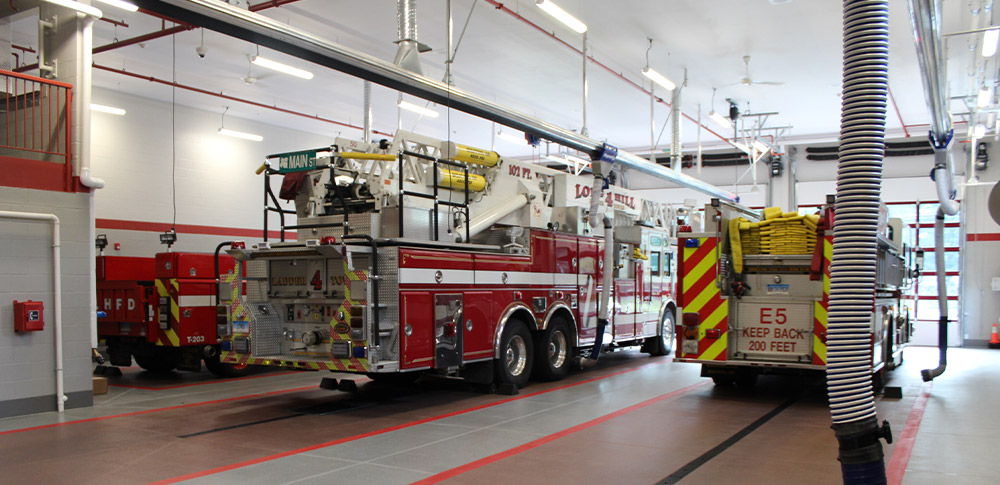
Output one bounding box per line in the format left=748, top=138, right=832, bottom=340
left=680, top=237, right=728, bottom=361
left=812, top=236, right=833, bottom=365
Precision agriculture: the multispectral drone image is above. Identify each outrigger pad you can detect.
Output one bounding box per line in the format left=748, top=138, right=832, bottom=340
left=319, top=377, right=338, bottom=390
left=338, top=379, right=359, bottom=393
left=92, top=365, right=123, bottom=377
left=883, top=386, right=903, bottom=399
left=497, top=383, right=519, bottom=396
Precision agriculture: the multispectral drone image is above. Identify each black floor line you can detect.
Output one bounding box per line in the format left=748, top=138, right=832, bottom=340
left=657, top=397, right=797, bottom=484
left=177, top=414, right=303, bottom=438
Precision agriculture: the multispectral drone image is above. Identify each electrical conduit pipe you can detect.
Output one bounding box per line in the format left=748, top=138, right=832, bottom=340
left=0, top=211, right=64, bottom=412
left=827, top=1, right=893, bottom=482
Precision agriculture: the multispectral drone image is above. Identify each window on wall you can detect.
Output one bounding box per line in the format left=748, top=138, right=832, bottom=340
left=796, top=200, right=962, bottom=324
left=886, top=201, right=961, bottom=323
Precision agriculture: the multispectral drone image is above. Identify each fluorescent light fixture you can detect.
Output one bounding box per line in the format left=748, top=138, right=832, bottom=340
left=219, top=128, right=263, bottom=142
left=641, top=67, right=676, bottom=91
left=708, top=111, right=733, bottom=130
left=752, top=139, right=770, bottom=154
left=94, top=0, right=138, bottom=12
left=396, top=100, right=440, bottom=118
left=972, top=123, right=987, bottom=139
left=536, top=0, right=587, bottom=33
left=397, top=100, right=440, bottom=118
left=41, top=0, right=103, bottom=17
left=978, top=85, right=992, bottom=108
left=497, top=130, right=527, bottom=145
left=90, top=103, right=125, bottom=116
left=984, top=28, right=1000, bottom=57
left=250, top=55, right=314, bottom=80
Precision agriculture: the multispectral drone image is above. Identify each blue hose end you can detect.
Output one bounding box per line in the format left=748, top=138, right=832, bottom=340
left=96, top=311, right=107, bottom=318
left=841, top=461, right=887, bottom=485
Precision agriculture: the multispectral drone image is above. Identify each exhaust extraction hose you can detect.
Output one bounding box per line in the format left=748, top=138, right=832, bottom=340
left=827, top=1, right=893, bottom=483
left=920, top=208, right=949, bottom=381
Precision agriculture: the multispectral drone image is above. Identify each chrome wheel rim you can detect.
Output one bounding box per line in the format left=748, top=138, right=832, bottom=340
left=662, top=316, right=675, bottom=351
left=506, top=335, right=527, bottom=376
left=548, top=330, right=567, bottom=369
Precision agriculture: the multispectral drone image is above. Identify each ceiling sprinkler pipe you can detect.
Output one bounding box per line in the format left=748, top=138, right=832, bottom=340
left=828, top=1, right=893, bottom=483
left=131, top=0, right=738, bottom=203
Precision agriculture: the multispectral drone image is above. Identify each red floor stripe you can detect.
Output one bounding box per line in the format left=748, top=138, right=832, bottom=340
left=107, top=371, right=300, bottom=391
left=148, top=360, right=668, bottom=485
left=412, top=380, right=711, bottom=485
left=0, top=385, right=318, bottom=437
left=886, top=383, right=932, bottom=485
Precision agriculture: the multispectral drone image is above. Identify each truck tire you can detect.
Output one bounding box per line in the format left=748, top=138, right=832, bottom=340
left=647, top=311, right=675, bottom=356
left=495, top=319, right=533, bottom=388
left=134, top=350, right=177, bottom=373
left=205, top=355, right=251, bottom=378
left=533, top=318, right=571, bottom=381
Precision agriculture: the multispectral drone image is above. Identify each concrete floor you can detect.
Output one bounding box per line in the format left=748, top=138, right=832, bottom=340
left=0, top=346, right=994, bottom=484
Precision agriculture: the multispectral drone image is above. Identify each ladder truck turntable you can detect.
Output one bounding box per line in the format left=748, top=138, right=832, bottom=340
left=217, top=131, right=682, bottom=387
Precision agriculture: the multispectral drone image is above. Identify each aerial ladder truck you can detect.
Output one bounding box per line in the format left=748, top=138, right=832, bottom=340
left=215, top=131, right=681, bottom=387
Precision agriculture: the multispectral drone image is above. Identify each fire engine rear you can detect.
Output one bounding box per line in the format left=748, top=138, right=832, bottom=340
left=217, top=131, right=680, bottom=387
left=97, top=252, right=249, bottom=377
left=674, top=197, right=912, bottom=389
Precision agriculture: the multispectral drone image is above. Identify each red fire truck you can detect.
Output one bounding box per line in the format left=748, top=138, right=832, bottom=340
left=217, top=131, right=679, bottom=387
left=674, top=197, right=911, bottom=389
left=97, top=252, right=249, bottom=377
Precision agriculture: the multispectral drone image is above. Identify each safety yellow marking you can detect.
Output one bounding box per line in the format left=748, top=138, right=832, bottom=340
left=814, top=301, right=828, bottom=328
left=686, top=284, right=719, bottom=313
left=824, top=238, right=833, bottom=262
left=702, top=332, right=728, bottom=361
left=154, top=278, right=167, bottom=298
left=682, top=252, right=717, bottom=293
left=164, top=328, right=180, bottom=347
left=171, top=278, right=179, bottom=291
left=814, top=335, right=827, bottom=363
left=701, top=301, right=729, bottom=330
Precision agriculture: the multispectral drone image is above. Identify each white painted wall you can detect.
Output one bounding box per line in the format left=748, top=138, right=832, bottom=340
left=958, top=143, right=1000, bottom=346
left=90, top=87, right=334, bottom=256
left=0, top=190, right=94, bottom=417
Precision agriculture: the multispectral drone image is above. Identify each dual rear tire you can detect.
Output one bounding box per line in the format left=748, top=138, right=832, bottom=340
left=494, top=318, right=574, bottom=388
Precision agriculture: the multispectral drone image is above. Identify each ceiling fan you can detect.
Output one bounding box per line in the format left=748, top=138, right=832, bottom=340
left=730, top=55, right=784, bottom=87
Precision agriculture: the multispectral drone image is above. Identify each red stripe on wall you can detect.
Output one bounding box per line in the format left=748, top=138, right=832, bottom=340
left=96, top=218, right=295, bottom=240
left=966, top=233, right=1000, bottom=242
left=0, top=155, right=85, bottom=193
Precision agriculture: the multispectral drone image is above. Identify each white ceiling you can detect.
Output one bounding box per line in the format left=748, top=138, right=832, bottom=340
left=12, top=0, right=999, bottom=158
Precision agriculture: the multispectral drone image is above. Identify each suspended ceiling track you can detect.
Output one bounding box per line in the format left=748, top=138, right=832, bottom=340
left=129, top=0, right=737, bottom=201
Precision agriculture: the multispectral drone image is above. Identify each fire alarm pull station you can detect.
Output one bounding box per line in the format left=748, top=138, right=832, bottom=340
left=13, top=300, right=44, bottom=332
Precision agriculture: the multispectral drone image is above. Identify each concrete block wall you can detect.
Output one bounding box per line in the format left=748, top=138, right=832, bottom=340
left=0, top=188, right=93, bottom=417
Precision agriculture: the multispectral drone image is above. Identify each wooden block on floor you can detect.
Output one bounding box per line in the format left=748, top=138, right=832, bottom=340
left=92, top=376, right=108, bottom=395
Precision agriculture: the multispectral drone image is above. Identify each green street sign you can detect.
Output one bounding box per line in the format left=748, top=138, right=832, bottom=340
left=277, top=149, right=318, bottom=173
